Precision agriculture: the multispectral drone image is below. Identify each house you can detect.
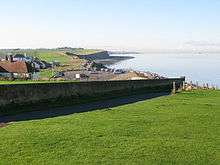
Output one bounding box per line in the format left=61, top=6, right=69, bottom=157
left=13, top=54, right=34, bottom=63
left=13, top=54, right=26, bottom=62
left=0, top=57, right=35, bottom=79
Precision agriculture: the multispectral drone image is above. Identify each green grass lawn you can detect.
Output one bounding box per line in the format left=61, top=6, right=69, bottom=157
left=0, top=90, right=219, bottom=164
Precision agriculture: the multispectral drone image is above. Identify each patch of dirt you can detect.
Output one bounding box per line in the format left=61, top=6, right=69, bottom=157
left=0, top=123, right=8, bottom=128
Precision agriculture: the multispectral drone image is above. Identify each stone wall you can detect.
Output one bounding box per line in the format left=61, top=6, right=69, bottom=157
left=0, top=78, right=185, bottom=109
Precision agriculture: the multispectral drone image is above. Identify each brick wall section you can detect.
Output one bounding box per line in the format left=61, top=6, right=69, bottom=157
left=0, top=78, right=184, bottom=107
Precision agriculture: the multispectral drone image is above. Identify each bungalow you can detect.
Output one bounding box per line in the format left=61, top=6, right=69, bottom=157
left=0, top=58, right=35, bottom=79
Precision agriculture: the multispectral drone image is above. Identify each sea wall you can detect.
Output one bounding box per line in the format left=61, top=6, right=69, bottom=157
left=0, top=78, right=184, bottom=110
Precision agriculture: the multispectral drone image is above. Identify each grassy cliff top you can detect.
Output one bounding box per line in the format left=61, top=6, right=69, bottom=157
left=0, top=90, right=219, bottom=164
left=71, top=49, right=104, bottom=55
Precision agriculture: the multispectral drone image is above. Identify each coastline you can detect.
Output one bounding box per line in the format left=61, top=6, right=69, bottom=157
left=94, top=55, right=134, bottom=66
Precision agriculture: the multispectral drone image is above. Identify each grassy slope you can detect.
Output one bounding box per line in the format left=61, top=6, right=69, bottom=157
left=33, top=51, right=72, bottom=64
left=0, top=90, right=219, bottom=164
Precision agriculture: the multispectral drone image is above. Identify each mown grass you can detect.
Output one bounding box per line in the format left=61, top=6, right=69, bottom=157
left=0, top=90, right=219, bottom=164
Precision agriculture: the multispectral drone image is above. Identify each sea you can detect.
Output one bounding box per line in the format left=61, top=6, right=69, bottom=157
left=110, top=53, right=220, bottom=87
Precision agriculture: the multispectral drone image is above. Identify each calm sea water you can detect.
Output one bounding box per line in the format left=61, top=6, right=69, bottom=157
left=110, top=53, right=220, bottom=87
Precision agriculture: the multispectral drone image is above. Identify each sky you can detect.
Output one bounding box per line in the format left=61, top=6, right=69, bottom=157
left=0, top=0, right=220, bottom=51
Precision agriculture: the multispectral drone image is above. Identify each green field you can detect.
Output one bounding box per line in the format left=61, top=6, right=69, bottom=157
left=0, top=90, right=219, bottom=164
left=33, top=51, right=72, bottom=64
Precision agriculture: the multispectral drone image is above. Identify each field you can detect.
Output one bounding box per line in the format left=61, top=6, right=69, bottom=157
left=32, top=51, right=72, bottom=64
left=0, top=90, right=219, bottom=164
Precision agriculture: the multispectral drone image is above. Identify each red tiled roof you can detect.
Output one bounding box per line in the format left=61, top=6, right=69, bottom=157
left=0, top=61, right=33, bottom=73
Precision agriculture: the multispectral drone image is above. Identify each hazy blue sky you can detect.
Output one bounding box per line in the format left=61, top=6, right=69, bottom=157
left=0, top=0, right=220, bottom=51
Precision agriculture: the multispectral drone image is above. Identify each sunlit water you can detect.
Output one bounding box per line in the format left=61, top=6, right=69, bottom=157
left=110, top=53, right=220, bottom=87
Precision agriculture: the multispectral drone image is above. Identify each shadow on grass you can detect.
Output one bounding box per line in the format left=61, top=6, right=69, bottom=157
left=0, top=92, right=169, bottom=123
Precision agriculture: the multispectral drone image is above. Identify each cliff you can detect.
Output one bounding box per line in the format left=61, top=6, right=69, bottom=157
left=75, top=51, right=110, bottom=60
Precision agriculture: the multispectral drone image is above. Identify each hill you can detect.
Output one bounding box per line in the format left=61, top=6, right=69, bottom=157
left=0, top=90, right=219, bottom=164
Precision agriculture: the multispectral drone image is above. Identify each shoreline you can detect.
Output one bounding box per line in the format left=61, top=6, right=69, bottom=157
left=94, top=55, right=134, bottom=66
